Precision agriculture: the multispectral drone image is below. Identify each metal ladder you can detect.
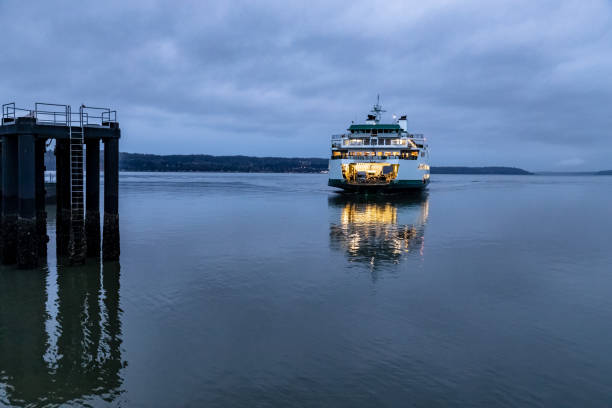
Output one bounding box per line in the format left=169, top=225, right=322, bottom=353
left=68, top=106, right=86, bottom=261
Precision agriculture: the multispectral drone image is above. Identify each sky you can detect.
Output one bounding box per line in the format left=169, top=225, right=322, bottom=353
left=0, top=0, right=611, bottom=171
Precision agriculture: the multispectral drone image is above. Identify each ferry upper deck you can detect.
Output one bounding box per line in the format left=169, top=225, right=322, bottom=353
left=331, top=122, right=427, bottom=161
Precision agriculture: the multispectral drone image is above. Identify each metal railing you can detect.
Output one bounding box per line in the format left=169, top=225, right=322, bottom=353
left=2, top=102, right=33, bottom=123
left=1, top=102, right=117, bottom=127
left=331, top=132, right=425, bottom=140
left=340, top=139, right=409, bottom=147
left=331, top=155, right=417, bottom=160
left=34, top=102, right=70, bottom=125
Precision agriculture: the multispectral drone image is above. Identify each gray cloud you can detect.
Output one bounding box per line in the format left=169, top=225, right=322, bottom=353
left=1, top=0, right=611, bottom=170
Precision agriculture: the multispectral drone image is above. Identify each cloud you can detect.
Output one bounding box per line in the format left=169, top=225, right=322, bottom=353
left=0, top=0, right=611, bottom=170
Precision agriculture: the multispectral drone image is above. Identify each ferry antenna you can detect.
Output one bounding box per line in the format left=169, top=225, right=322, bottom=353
left=371, top=94, right=386, bottom=123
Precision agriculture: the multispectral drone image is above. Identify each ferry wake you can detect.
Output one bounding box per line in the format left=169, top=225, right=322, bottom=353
left=328, top=98, right=430, bottom=192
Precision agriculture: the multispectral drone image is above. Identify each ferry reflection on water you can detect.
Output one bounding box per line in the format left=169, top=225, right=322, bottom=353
left=329, top=193, right=429, bottom=268
left=0, top=262, right=124, bottom=407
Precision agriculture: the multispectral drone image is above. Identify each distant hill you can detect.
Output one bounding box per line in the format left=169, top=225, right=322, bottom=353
left=597, top=170, right=612, bottom=175
left=44, top=152, right=532, bottom=175
left=118, top=153, right=329, bottom=173
left=45, top=151, right=329, bottom=173
left=430, top=166, right=532, bottom=175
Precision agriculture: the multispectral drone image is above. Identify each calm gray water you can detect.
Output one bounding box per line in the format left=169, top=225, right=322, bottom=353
left=1, top=173, right=612, bottom=407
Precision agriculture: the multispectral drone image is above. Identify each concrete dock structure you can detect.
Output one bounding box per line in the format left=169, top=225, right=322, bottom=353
left=0, top=103, right=120, bottom=267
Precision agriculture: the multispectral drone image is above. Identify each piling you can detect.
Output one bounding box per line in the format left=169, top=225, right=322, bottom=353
left=2, top=135, right=18, bottom=264
left=17, top=129, right=37, bottom=268
left=55, top=139, right=71, bottom=257
left=85, top=139, right=100, bottom=257
left=35, top=138, right=48, bottom=258
left=103, top=138, right=120, bottom=261
left=0, top=141, right=3, bottom=260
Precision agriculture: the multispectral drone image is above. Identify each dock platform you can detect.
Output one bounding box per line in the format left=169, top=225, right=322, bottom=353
left=0, top=103, right=121, bottom=267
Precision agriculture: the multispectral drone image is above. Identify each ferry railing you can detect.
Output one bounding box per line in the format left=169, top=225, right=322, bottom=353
left=332, top=133, right=419, bottom=142
left=331, top=155, right=417, bottom=160
left=331, top=135, right=343, bottom=148
left=339, top=139, right=409, bottom=147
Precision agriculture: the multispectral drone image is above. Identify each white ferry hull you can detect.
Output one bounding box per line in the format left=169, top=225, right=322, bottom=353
left=328, top=159, right=430, bottom=192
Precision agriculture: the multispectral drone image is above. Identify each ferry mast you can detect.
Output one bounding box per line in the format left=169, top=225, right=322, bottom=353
left=368, top=95, right=386, bottom=124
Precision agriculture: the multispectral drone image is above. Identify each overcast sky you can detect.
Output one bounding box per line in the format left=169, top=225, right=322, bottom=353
left=1, top=0, right=611, bottom=170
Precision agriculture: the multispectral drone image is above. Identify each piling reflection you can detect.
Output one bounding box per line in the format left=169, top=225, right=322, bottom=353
left=0, top=267, right=51, bottom=405
left=0, top=261, right=124, bottom=406
left=329, top=193, right=429, bottom=269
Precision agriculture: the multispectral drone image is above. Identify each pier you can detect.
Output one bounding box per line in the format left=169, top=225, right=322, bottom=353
left=0, top=103, right=120, bottom=268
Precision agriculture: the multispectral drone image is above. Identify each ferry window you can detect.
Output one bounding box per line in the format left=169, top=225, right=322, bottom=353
left=385, top=139, right=390, bottom=145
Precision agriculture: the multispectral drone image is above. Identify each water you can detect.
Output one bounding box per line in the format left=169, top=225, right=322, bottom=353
left=1, top=173, right=612, bottom=407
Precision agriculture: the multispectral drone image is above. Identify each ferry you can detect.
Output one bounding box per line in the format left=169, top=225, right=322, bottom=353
left=328, top=98, right=430, bottom=192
